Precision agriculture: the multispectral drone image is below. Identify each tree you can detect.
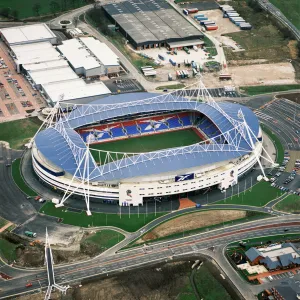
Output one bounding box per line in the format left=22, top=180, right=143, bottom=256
left=32, top=3, right=41, bottom=16
left=0, top=7, right=11, bottom=18
left=11, top=9, right=19, bottom=20
left=50, top=1, right=60, bottom=14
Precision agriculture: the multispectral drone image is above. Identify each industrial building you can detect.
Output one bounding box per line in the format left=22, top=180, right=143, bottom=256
left=0, top=23, right=57, bottom=47
left=0, top=24, right=113, bottom=105
left=57, top=37, right=120, bottom=77
left=41, top=79, right=111, bottom=103
left=10, top=42, right=62, bottom=73
left=103, top=0, right=203, bottom=49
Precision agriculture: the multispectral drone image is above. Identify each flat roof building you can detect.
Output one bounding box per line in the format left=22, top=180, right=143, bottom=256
left=57, top=37, right=120, bottom=76
left=41, top=78, right=111, bottom=104
left=10, top=42, right=62, bottom=72
left=0, top=23, right=57, bottom=47
left=103, top=0, right=203, bottom=49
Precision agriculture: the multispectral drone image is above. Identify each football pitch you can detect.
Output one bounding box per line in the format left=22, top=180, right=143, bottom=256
left=90, top=129, right=202, bottom=163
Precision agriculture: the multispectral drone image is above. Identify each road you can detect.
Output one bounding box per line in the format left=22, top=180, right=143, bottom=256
left=0, top=216, right=299, bottom=299
left=257, top=0, right=300, bottom=41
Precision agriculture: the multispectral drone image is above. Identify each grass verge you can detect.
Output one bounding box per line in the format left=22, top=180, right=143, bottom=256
left=40, top=202, right=166, bottom=232
left=156, top=84, right=186, bottom=90
left=81, top=230, right=125, bottom=254
left=0, top=117, right=41, bottom=149
left=260, top=123, right=284, bottom=164
left=0, top=238, right=18, bottom=262
left=123, top=211, right=271, bottom=250
left=0, top=217, right=8, bottom=229
left=12, top=158, right=37, bottom=197
left=274, top=194, right=300, bottom=213
left=216, top=181, right=283, bottom=206
left=240, top=84, right=300, bottom=96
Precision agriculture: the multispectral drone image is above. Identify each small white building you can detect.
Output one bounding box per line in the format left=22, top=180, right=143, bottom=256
left=57, top=37, right=120, bottom=77
left=0, top=23, right=57, bottom=47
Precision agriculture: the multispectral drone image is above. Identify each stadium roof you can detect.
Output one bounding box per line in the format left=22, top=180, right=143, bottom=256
left=0, top=23, right=56, bottom=46
left=103, top=0, right=203, bottom=47
left=11, top=42, right=61, bottom=65
left=41, top=79, right=111, bottom=103
left=35, top=92, right=260, bottom=181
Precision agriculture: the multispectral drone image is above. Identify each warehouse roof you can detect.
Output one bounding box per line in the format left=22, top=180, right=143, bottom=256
left=168, top=39, right=204, bottom=48
left=11, top=42, right=61, bottom=65
left=79, top=37, right=119, bottom=66
left=42, top=78, right=111, bottom=103
left=0, top=23, right=56, bottom=46
left=29, top=66, right=78, bottom=85
left=103, top=0, right=203, bottom=46
left=57, top=38, right=101, bottom=71
left=23, top=59, right=69, bottom=72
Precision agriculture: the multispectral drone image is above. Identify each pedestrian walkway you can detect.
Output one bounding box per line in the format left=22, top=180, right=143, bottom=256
left=248, top=266, right=300, bottom=283
left=179, top=198, right=195, bottom=209
left=0, top=221, right=12, bottom=233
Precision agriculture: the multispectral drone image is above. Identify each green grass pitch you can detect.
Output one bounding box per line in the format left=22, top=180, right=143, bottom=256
left=90, top=129, right=202, bottom=164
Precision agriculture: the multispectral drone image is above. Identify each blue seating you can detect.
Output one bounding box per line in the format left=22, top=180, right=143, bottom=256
left=110, top=127, right=125, bottom=138
left=168, top=117, right=181, bottom=129
left=180, top=116, right=192, bottom=126
left=126, top=125, right=140, bottom=135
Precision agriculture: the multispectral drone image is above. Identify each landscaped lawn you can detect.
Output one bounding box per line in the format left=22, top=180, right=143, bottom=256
left=82, top=230, right=125, bottom=251
left=216, top=181, right=283, bottom=206
left=274, top=195, right=300, bottom=213
left=260, top=124, right=285, bottom=164
left=0, top=118, right=41, bottom=149
left=12, top=159, right=37, bottom=197
left=240, top=84, right=300, bottom=96
left=40, top=202, right=166, bottom=232
left=0, top=238, right=18, bottom=262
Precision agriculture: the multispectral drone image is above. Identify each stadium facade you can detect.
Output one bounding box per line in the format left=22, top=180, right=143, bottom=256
left=31, top=85, right=273, bottom=214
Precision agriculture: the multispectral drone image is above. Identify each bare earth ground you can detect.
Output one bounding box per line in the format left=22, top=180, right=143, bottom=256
left=17, top=262, right=193, bottom=300
left=138, top=210, right=246, bottom=243
left=204, top=62, right=297, bottom=87
left=200, top=9, right=241, bottom=36
left=285, top=150, right=300, bottom=174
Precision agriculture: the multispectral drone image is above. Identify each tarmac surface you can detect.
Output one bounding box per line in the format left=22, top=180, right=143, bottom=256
left=0, top=144, right=35, bottom=224
left=0, top=216, right=299, bottom=299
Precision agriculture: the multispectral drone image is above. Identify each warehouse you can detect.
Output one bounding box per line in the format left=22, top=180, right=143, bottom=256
left=0, top=23, right=57, bottom=47
left=103, top=0, right=203, bottom=49
left=41, top=78, right=111, bottom=104
left=10, top=42, right=62, bottom=73
left=57, top=37, right=120, bottom=77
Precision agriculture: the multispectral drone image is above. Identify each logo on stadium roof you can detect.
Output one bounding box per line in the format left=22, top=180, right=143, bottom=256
left=141, top=117, right=174, bottom=131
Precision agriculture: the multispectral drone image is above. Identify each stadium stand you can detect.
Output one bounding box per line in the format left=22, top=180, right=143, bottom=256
left=77, top=112, right=220, bottom=144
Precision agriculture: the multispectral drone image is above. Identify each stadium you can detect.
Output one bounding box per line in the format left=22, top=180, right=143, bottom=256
left=31, top=84, right=271, bottom=214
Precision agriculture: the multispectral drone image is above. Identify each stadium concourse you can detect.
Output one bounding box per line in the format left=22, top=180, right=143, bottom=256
left=30, top=84, right=275, bottom=214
